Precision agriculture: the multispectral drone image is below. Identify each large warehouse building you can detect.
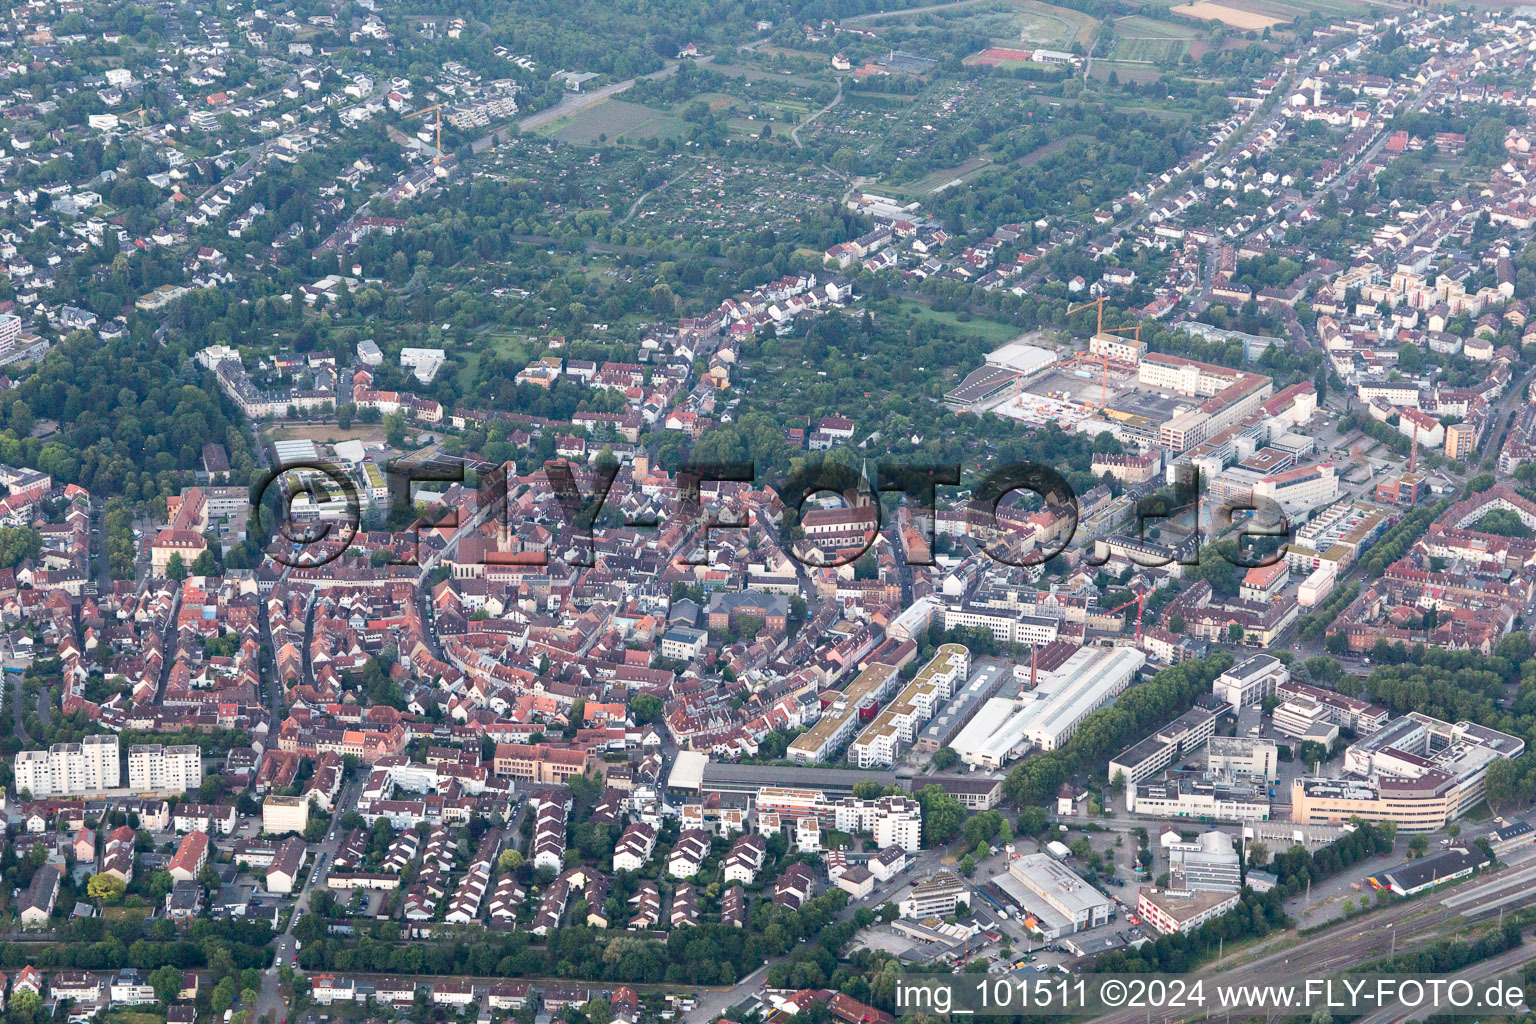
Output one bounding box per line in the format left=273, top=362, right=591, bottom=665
left=952, top=646, right=1145, bottom=768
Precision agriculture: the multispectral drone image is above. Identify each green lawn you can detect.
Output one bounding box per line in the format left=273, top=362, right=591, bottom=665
left=1109, top=15, right=1203, bottom=61
left=897, top=301, right=1023, bottom=346
left=541, top=99, right=688, bottom=145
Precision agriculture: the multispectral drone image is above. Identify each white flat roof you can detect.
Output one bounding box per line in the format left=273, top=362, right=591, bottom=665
left=667, top=750, right=708, bottom=791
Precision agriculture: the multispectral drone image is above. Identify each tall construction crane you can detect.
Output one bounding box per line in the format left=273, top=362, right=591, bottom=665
left=1104, top=589, right=1149, bottom=643
left=404, top=103, right=447, bottom=165
left=1067, top=296, right=1142, bottom=412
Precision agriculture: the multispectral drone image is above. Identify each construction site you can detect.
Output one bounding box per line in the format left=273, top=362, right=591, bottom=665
left=948, top=301, right=1165, bottom=436
left=948, top=331, right=1179, bottom=442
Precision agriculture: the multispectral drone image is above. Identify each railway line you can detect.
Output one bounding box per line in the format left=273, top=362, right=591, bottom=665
left=1091, top=857, right=1536, bottom=1024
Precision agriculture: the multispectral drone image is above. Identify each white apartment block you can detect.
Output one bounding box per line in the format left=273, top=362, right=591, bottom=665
left=848, top=644, right=969, bottom=768
left=755, top=789, right=925, bottom=852
left=127, top=744, right=203, bottom=793
left=836, top=795, right=924, bottom=852
left=14, top=735, right=119, bottom=797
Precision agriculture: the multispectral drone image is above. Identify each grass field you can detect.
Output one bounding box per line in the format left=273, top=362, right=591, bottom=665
left=263, top=422, right=389, bottom=446
left=886, top=155, right=995, bottom=200
left=860, top=0, right=1098, bottom=50
left=1089, top=59, right=1165, bottom=83
left=707, top=62, right=822, bottom=87
left=1169, top=1, right=1282, bottom=28
left=1109, top=15, right=1204, bottom=61
left=1010, top=0, right=1100, bottom=48
left=541, top=98, right=686, bottom=145
left=896, top=301, right=1023, bottom=345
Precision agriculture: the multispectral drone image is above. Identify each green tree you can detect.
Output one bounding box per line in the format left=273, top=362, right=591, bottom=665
left=165, top=552, right=188, bottom=582
left=915, top=785, right=964, bottom=845
left=629, top=693, right=663, bottom=724
left=1016, top=805, right=1049, bottom=836
left=150, top=964, right=183, bottom=1004
left=0, top=526, right=41, bottom=568
left=87, top=872, right=126, bottom=904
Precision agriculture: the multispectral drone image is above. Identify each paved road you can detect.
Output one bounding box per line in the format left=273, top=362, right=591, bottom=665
left=790, top=78, right=843, bottom=148
left=7, top=656, right=30, bottom=744
left=254, top=777, right=362, bottom=1024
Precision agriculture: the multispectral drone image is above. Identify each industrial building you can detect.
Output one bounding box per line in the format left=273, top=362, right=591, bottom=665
left=916, top=664, right=1009, bottom=753
left=952, top=646, right=1145, bottom=768
left=1377, top=845, right=1488, bottom=896
left=1166, top=831, right=1241, bottom=893
left=999, top=854, right=1114, bottom=938
left=944, top=339, right=1059, bottom=410
left=669, top=759, right=902, bottom=803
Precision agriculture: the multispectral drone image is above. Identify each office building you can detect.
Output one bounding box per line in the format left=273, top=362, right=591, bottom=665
left=1212, top=654, right=1288, bottom=709
left=1276, top=679, right=1389, bottom=735
left=1136, top=887, right=1241, bottom=935
left=1108, top=699, right=1222, bottom=790
left=1206, top=735, right=1278, bottom=782
left=1128, top=770, right=1269, bottom=821
left=1293, top=713, right=1523, bottom=831
left=898, top=870, right=970, bottom=919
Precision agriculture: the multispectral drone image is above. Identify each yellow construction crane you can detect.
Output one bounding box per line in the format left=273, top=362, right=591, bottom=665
left=404, top=103, right=446, bottom=165
left=1068, top=296, right=1142, bottom=411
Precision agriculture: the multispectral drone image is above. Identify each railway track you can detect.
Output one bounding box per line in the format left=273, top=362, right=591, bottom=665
left=1091, top=860, right=1536, bottom=1024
